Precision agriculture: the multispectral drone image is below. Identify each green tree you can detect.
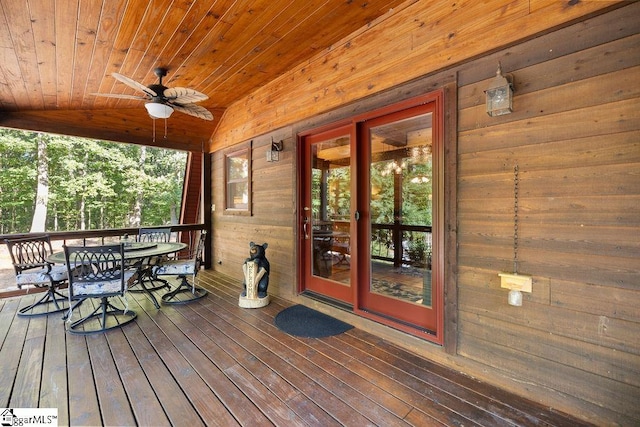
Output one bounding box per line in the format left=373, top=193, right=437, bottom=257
left=0, top=130, right=37, bottom=233
left=0, top=129, right=187, bottom=233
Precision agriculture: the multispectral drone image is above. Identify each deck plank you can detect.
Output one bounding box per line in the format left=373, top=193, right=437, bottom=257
left=208, top=280, right=477, bottom=425
left=66, top=300, right=103, bottom=426
left=0, top=297, right=27, bottom=407
left=129, top=305, right=224, bottom=426
left=119, top=298, right=206, bottom=427
left=0, top=270, right=595, bottom=427
left=200, top=296, right=374, bottom=425
left=10, top=315, right=46, bottom=408
left=197, top=283, right=415, bottom=426
left=175, top=301, right=339, bottom=426
left=40, top=313, right=69, bottom=426
left=158, top=302, right=307, bottom=425
left=135, top=302, right=263, bottom=425
left=87, top=331, right=138, bottom=427
left=131, top=294, right=250, bottom=426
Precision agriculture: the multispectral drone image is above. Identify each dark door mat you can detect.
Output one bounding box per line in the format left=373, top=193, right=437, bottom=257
left=274, top=304, right=353, bottom=338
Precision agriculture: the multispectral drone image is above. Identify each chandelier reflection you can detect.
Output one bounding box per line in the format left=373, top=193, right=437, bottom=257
left=380, top=144, right=432, bottom=176
left=381, top=159, right=406, bottom=176
left=410, top=175, right=430, bottom=184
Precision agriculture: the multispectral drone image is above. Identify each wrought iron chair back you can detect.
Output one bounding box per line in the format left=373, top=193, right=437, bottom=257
left=6, top=235, right=51, bottom=273
left=63, top=243, right=137, bottom=334
left=4, top=234, right=69, bottom=316
left=138, top=227, right=172, bottom=243
left=65, top=244, right=127, bottom=298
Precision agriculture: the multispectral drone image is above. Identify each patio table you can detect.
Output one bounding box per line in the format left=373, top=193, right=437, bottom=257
left=48, top=241, right=187, bottom=308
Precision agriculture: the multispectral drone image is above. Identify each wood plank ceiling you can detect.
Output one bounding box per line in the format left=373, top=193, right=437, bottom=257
left=0, top=0, right=407, bottom=152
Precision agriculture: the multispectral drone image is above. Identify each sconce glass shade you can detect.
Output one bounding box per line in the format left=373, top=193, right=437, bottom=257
left=485, top=65, right=513, bottom=117
left=508, top=289, right=523, bottom=306
left=145, top=102, right=174, bottom=119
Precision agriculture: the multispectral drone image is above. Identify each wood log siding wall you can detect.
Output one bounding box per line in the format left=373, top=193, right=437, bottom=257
left=209, top=4, right=640, bottom=425
left=453, top=8, right=639, bottom=425
left=212, top=134, right=296, bottom=299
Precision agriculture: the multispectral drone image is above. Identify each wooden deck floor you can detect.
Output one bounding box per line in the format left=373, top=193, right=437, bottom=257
left=0, top=270, right=592, bottom=426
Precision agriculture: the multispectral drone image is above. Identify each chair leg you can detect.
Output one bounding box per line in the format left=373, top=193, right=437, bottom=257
left=18, top=286, right=69, bottom=317
left=161, top=276, right=207, bottom=305
left=66, top=296, right=137, bottom=335
left=129, top=267, right=171, bottom=293
left=128, top=268, right=162, bottom=309
left=62, top=299, right=85, bottom=321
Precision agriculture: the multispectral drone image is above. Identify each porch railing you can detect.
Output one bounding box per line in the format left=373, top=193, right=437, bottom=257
left=0, top=224, right=207, bottom=296
left=371, top=223, right=432, bottom=269
left=0, top=223, right=205, bottom=246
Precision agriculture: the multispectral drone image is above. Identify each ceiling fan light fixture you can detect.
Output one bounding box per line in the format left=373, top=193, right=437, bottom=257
left=145, top=102, right=174, bottom=119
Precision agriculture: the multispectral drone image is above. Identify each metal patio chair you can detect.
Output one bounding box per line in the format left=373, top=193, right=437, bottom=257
left=129, top=227, right=173, bottom=293
left=152, top=230, right=208, bottom=304
left=5, top=235, right=69, bottom=317
left=64, top=243, right=137, bottom=334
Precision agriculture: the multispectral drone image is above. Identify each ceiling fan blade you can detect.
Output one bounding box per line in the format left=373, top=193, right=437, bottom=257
left=90, top=93, right=149, bottom=100
left=163, top=87, right=208, bottom=104
left=171, top=103, right=213, bottom=121
left=111, top=73, right=157, bottom=97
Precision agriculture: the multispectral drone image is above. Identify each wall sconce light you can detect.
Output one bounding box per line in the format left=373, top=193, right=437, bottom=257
left=485, top=63, right=513, bottom=117
left=499, top=273, right=532, bottom=306
left=266, top=138, right=283, bottom=162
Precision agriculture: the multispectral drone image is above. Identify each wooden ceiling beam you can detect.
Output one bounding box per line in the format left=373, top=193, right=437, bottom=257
left=0, top=108, right=221, bottom=152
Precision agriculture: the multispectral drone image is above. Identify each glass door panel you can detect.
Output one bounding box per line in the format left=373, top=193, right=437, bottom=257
left=301, top=125, right=353, bottom=304
left=363, top=106, right=437, bottom=330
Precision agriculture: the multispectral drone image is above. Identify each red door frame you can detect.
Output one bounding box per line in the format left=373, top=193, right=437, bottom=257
left=297, top=89, right=445, bottom=344
left=297, top=123, right=355, bottom=304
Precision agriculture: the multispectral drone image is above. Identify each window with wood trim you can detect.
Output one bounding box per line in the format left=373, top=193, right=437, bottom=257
left=224, top=143, right=251, bottom=215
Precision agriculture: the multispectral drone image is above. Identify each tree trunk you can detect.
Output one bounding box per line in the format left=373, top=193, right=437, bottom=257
left=30, top=133, right=49, bottom=232
left=170, top=202, right=177, bottom=224
left=80, top=151, right=88, bottom=230
left=129, top=146, right=145, bottom=227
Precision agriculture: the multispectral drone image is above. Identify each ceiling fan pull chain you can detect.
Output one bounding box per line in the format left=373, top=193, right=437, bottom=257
left=152, top=118, right=156, bottom=143
left=164, top=118, right=168, bottom=139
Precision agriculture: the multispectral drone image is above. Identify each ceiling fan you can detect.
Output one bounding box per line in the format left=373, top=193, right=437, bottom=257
left=92, top=67, right=213, bottom=121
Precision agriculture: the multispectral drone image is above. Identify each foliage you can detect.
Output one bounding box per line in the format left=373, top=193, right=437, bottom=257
left=371, top=158, right=433, bottom=226
left=0, top=129, right=187, bottom=234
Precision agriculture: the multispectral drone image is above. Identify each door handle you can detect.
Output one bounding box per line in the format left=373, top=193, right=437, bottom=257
left=303, top=217, right=310, bottom=239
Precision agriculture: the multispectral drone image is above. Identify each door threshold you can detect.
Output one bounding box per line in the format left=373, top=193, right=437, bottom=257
left=300, top=290, right=353, bottom=312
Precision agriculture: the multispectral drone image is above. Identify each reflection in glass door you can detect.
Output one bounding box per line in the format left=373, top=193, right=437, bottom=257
left=361, top=104, right=438, bottom=331
left=301, top=125, right=353, bottom=304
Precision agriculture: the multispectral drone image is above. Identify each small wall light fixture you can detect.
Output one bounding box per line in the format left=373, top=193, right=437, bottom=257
left=499, top=273, right=532, bottom=306
left=266, top=138, right=283, bottom=162
left=499, top=164, right=532, bottom=306
left=485, top=63, right=513, bottom=117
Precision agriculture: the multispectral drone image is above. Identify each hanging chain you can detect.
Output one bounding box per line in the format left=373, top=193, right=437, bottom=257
left=513, top=164, right=519, bottom=274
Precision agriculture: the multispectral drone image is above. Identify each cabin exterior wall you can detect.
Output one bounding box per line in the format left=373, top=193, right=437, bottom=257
left=209, top=3, right=639, bottom=425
